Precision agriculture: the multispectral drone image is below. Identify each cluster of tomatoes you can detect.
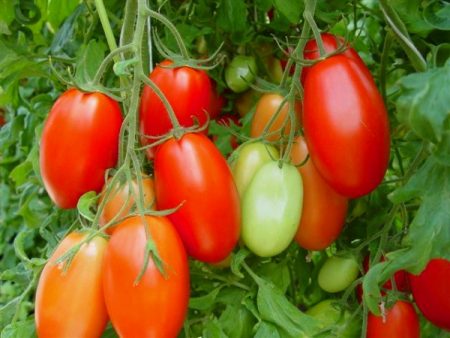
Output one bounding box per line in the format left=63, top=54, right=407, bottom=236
left=35, top=33, right=450, bottom=337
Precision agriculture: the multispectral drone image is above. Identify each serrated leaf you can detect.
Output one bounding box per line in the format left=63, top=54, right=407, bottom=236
left=396, top=61, right=450, bottom=144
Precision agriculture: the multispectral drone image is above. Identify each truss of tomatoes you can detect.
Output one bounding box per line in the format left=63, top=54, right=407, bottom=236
left=37, top=35, right=449, bottom=336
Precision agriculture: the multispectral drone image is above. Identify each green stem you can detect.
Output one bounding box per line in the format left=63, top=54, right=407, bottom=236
left=94, top=0, right=119, bottom=56
left=303, top=0, right=325, bottom=57
left=120, top=0, right=138, bottom=61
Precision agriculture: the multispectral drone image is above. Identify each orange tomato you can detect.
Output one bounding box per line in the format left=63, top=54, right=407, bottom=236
left=35, top=232, right=108, bottom=338
left=98, top=176, right=155, bottom=234
left=102, top=215, right=190, bottom=337
left=290, top=136, right=348, bottom=250
left=250, top=93, right=300, bottom=142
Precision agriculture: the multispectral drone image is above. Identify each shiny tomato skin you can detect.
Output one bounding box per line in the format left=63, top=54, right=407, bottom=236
left=103, top=216, right=189, bottom=338
left=35, top=233, right=108, bottom=338
left=302, top=33, right=365, bottom=82
left=242, top=161, right=303, bottom=257
left=98, top=176, right=155, bottom=234
left=139, top=60, right=212, bottom=155
left=367, top=301, right=420, bottom=338
left=303, top=55, right=390, bottom=198
left=409, top=258, right=450, bottom=331
left=40, top=89, right=123, bottom=209
left=154, top=133, right=240, bottom=263
left=250, top=93, right=301, bottom=143
left=290, top=136, right=348, bottom=250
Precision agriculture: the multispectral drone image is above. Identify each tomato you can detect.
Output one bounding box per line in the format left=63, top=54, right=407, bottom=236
left=290, top=136, right=348, bottom=250
left=209, top=82, right=226, bottom=119
left=367, top=300, right=420, bottom=338
left=235, top=89, right=261, bottom=117
left=318, top=256, right=359, bottom=293
left=0, top=108, right=5, bottom=126
left=303, top=54, right=390, bottom=198
left=250, top=93, right=301, bottom=143
left=154, top=133, right=240, bottom=263
left=98, top=176, right=155, bottom=234
left=242, top=161, right=303, bottom=257
left=103, top=216, right=189, bottom=337
left=302, top=33, right=365, bottom=83
left=35, top=232, right=108, bottom=338
left=409, top=258, right=450, bottom=331
left=40, top=89, right=123, bottom=209
left=139, top=60, right=213, bottom=158
left=306, top=300, right=359, bottom=338
left=225, top=55, right=257, bottom=93
left=231, top=141, right=279, bottom=197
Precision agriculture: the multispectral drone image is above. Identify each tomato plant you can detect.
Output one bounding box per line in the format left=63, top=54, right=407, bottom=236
left=224, top=55, right=257, bottom=93
left=303, top=54, right=390, bottom=197
left=154, top=133, right=240, bottom=263
left=98, top=175, right=155, bottom=233
left=40, top=89, right=123, bottom=209
left=290, top=136, right=348, bottom=250
left=241, top=161, right=303, bottom=257
left=231, top=141, right=279, bottom=196
left=409, top=258, right=450, bottom=331
left=250, top=93, right=301, bottom=142
left=367, top=301, right=420, bottom=338
left=318, top=256, right=359, bottom=293
left=103, top=215, right=189, bottom=337
left=139, top=60, right=213, bottom=156
left=35, top=233, right=108, bottom=338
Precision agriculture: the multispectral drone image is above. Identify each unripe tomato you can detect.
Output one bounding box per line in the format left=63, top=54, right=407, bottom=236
left=103, top=216, right=189, bottom=338
left=40, top=89, right=123, bottom=209
left=290, top=136, right=348, bottom=250
left=318, top=256, right=359, bottom=293
left=242, top=161, right=303, bottom=257
left=231, top=142, right=279, bottom=197
left=154, top=133, right=240, bottom=263
left=225, top=55, right=257, bottom=93
left=250, top=93, right=301, bottom=143
left=303, top=55, right=390, bottom=198
left=409, top=258, right=450, bottom=331
left=367, top=300, right=420, bottom=338
left=98, top=175, right=155, bottom=234
left=35, top=232, right=108, bottom=338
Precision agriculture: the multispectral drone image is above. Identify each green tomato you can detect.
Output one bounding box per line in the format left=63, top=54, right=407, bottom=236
left=318, top=256, right=359, bottom=293
left=306, top=300, right=360, bottom=338
left=231, top=142, right=279, bottom=197
left=225, top=55, right=257, bottom=93
left=242, top=161, right=303, bottom=257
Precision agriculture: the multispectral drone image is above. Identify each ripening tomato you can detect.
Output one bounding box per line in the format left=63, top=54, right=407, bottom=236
left=302, top=33, right=366, bottom=82
left=35, top=232, right=108, bottom=338
left=98, top=175, right=155, bottom=234
left=290, top=136, right=348, bottom=250
left=231, top=142, right=279, bottom=197
left=103, top=216, right=189, bottom=338
left=242, top=161, right=303, bottom=257
left=154, top=133, right=240, bottom=263
left=250, top=93, right=301, bottom=143
left=40, top=89, right=123, bottom=209
left=139, top=60, right=213, bottom=158
left=367, top=301, right=420, bottom=338
left=303, top=55, right=390, bottom=198
left=318, top=256, right=359, bottom=293
left=409, top=258, right=450, bottom=331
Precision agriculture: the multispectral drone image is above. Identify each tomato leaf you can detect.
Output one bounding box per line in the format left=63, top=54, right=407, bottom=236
left=189, top=286, right=223, bottom=311
left=273, top=0, right=302, bottom=24
left=0, top=319, right=35, bottom=338
left=76, top=191, right=98, bottom=223
left=254, top=322, right=281, bottom=338
left=219, top=304, right=255, bottom=338
left=216, top=0, right=248, bottom=42
left=75, top=39, right=107, bottom=86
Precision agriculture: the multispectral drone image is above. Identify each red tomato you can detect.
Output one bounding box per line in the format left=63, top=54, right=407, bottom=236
left=103, top=216, right=189, bottom=337
left=303, top=55, right=390, bottom=198
left=98, top=176, right=155, bottom=234
left=0, top=109, right=5, bottom=126
left=139, top=60, right=213, bottom=158
left=409, top=258, right=450, bottom=331
left=367, top=301, right=420, bottom=338
left=209, top=82, right=226, bottom=119
left=40, top=89, right=123, bottom=209
left=250, top=93, right=301, bottom=143
left=290, top=136, right=348, bottom=250
left=35, top=232, right=108, bottom=338
left=154, top=133, right=240, bottom=263
left=302, top=33, right=365, bottom=82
